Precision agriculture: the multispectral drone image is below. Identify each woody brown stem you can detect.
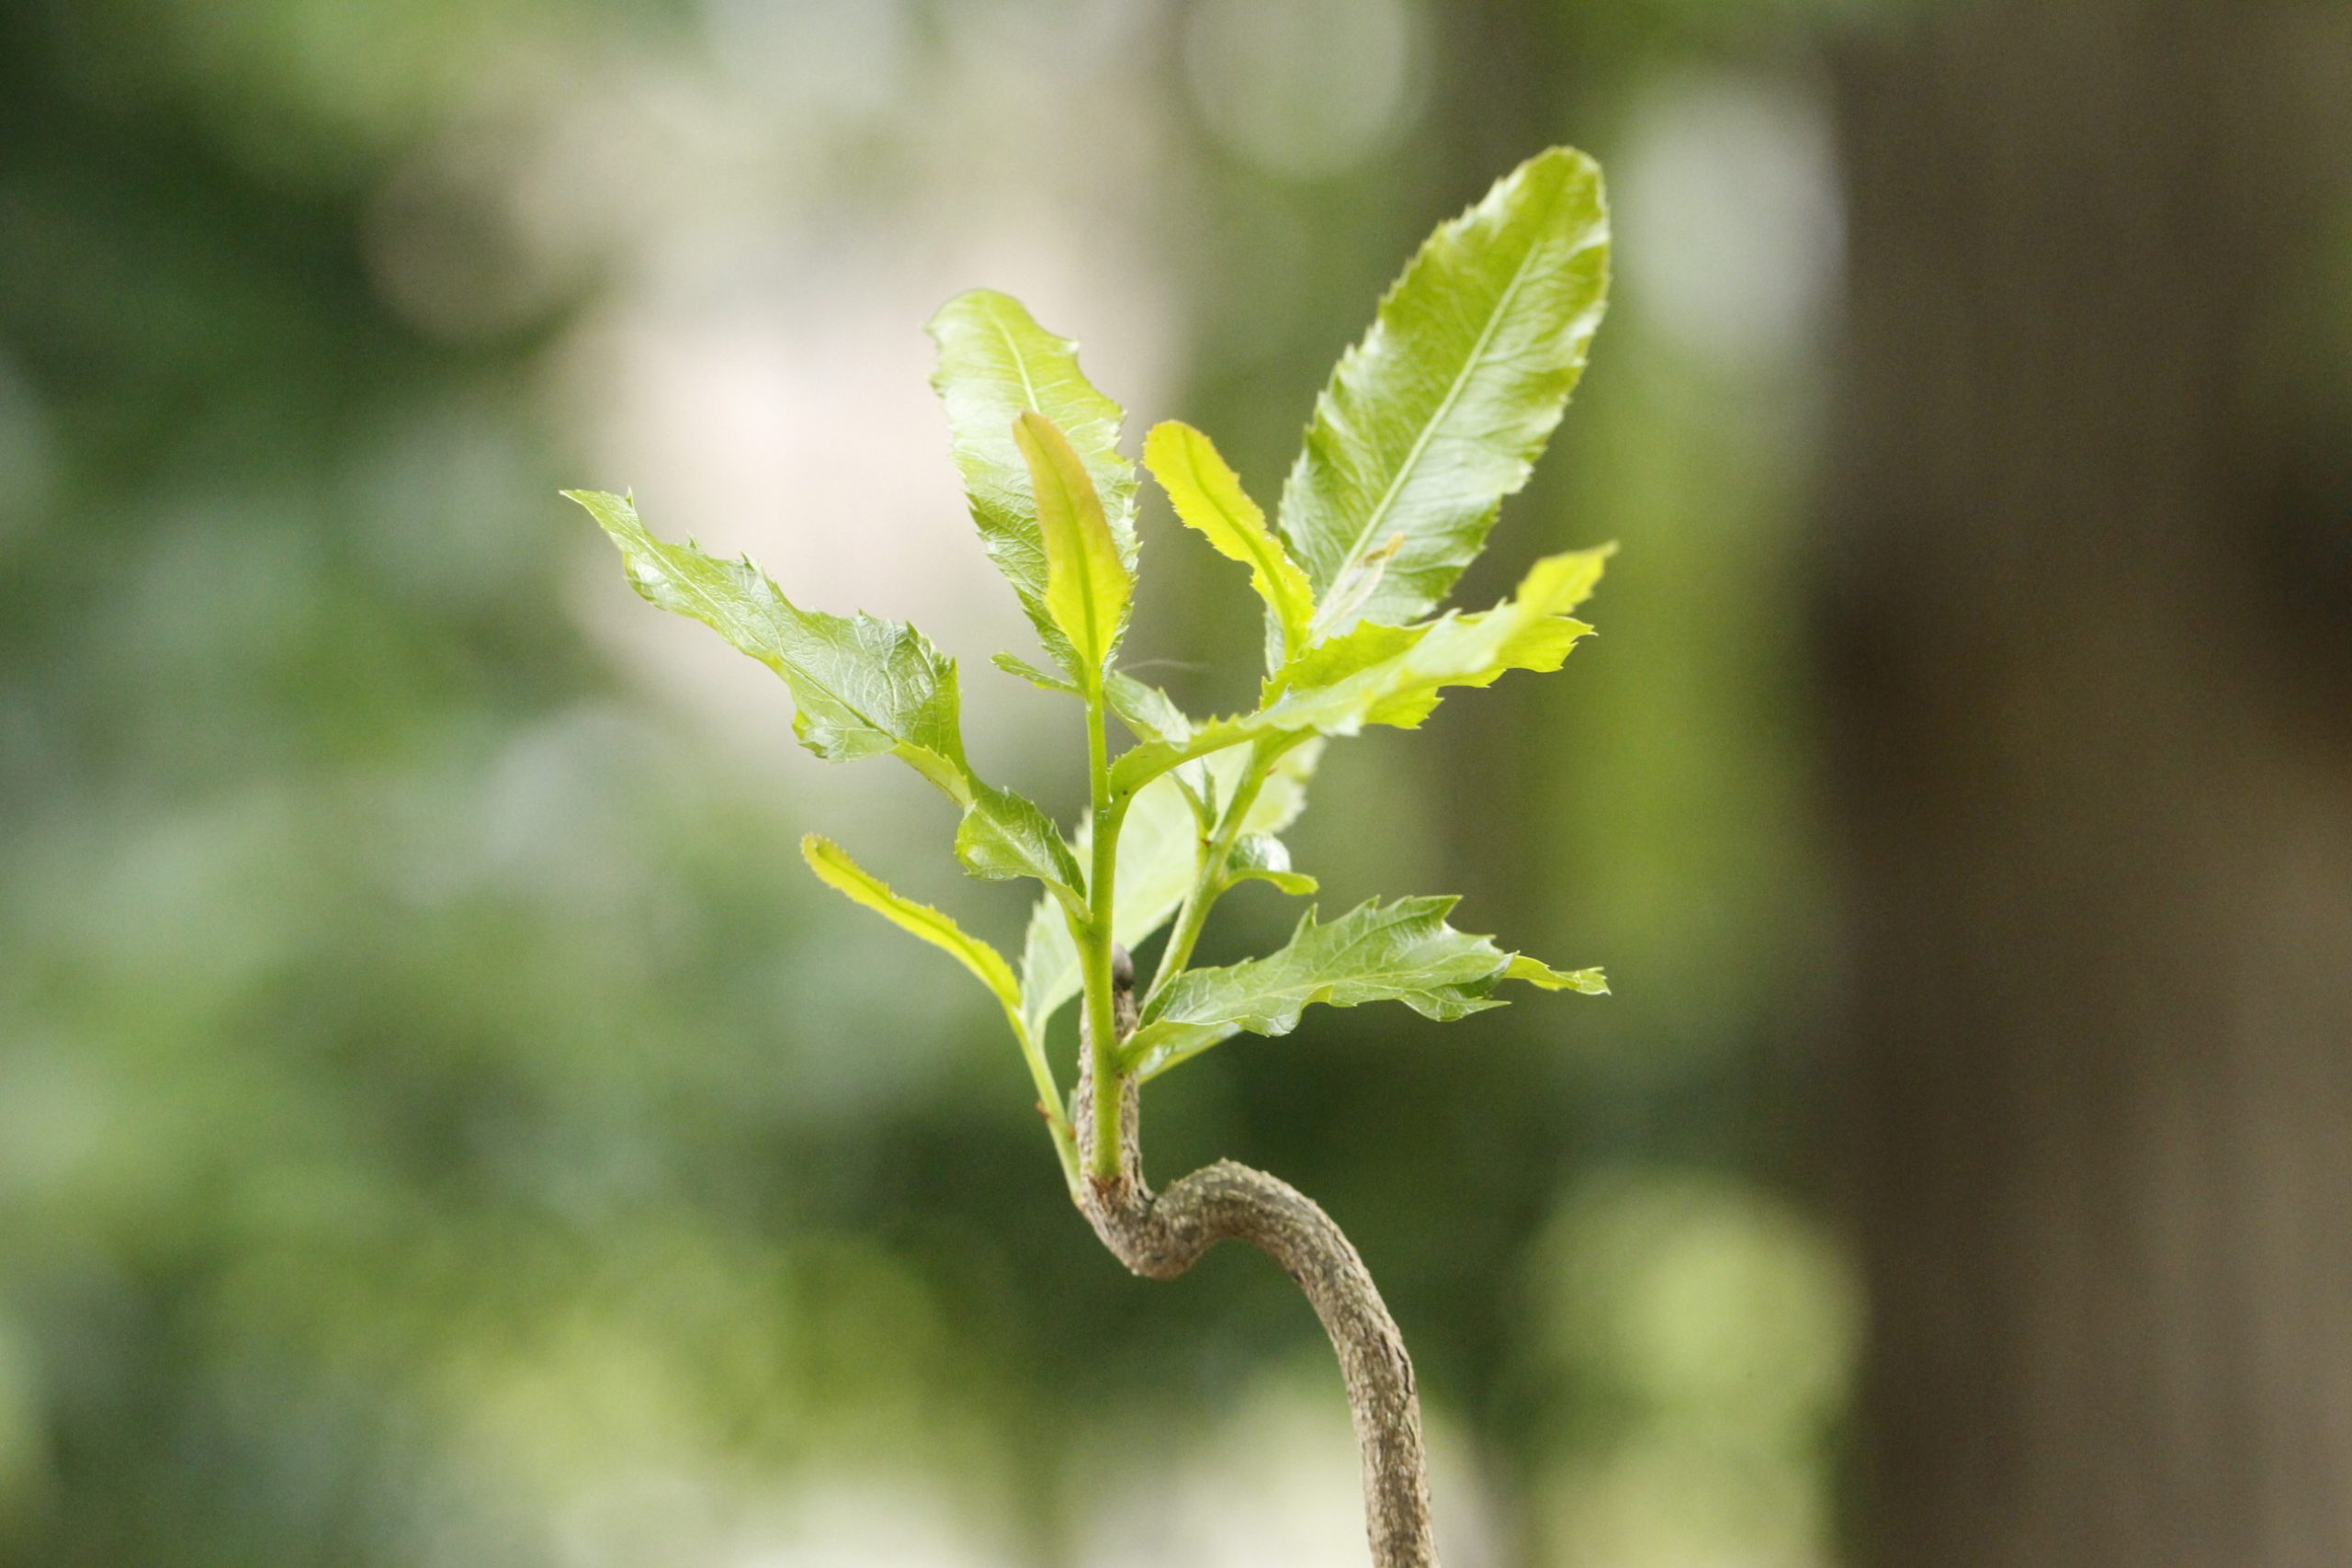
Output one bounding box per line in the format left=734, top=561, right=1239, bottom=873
left=1075, top=952, right=1438, bottom=1567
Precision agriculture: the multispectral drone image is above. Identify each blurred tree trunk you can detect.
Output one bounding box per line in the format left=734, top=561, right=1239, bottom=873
left=1820, top=3, right=2352, bottom=1566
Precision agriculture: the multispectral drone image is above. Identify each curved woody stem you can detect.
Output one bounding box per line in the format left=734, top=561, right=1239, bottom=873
left=1075, top=950, right=1439, bottom=1568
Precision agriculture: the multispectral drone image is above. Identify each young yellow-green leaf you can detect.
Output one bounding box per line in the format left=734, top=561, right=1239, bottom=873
left=805, top=832, right=1076, bottom=1180
left=1280, top=146, right=1609, bottom=636
left=1506, top=954, right=1610, bottom=995
left=802, top=834, right=1023, bottom=1023
left=1144, top=421, right=1313, bottom=665
left=1108, top=545, right=1611, bottom=798
left=1014, top=412, right=1132, bottom=677
left=1123, top=895, right=1603, bottom=1079
left=567, top=489, right=967, bottom=799
left=1018, top=741, right=1322, bottom=1042
left=928, top=290, right=1139, bottom=674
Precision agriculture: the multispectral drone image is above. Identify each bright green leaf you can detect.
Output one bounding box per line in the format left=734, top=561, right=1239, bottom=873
left=567, top=489, right=967, bottom=798
left=928, top=290, right=1138, bottom=673
left=571, top=489, right=1082, bottom=908
left=1506, top=954, right=1610, bottom=995
left=802, top=834, right=1024, bottom=1023
left=1109, top=546, right=1611, bottom=798
left=1125, top=897, right=1503, bottom=1077
left=1144, top=420, right=1313, bottom=664
left=1015, top=412, right=1133, bottom=678
left=1280, top=146, right=1609, bottom=636
left=1125, top=895, right=1599, bottom=1079
left=956, top=783, right=1085, bottom=903
left=805, top=832, right=1078, bottom=1182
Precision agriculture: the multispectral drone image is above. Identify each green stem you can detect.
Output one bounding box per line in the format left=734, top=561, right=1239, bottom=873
left=1145, top=739, right=1280, bottom=1012
left=1007, top=1008, right=1079, bottom=1190
left=1080, top=682, right=1126, bottom=1185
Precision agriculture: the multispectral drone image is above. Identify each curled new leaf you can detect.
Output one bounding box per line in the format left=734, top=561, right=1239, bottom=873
left=1280, top=147, right=1610, bottom=636
left=929, top=290, right=1138, bottom=675
left=1224, top=833, right=1317, bottom=897
left=1015, top=411, right=1134, bottom=679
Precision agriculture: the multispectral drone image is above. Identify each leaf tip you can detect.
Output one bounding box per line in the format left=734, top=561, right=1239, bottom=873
left=923, top=285, right=1012, bottom=337
left=1504, top=953, right=1611, bottom=996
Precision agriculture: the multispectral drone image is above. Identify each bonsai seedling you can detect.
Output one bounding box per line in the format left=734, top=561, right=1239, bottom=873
left=567, top=145, right=1611, bottom=1568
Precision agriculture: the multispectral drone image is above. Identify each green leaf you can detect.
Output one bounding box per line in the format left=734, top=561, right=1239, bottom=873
left=992, top=650, right=1077, bottom=695
left=1506, top=954, right=1610, bottom=995
left=1103, top=672, right=1194, bottom=748
left=956, top=783, right=1085, bottom=900
left=571, top=489, right=1083, bottom=908
left=802, top=834, right=1023, bottom=1023
left=1144, top=421, right=1313, bottom=665
left=928, top=290, right=1139, bottom=673
left=1014, top=412, right=1133, bottom=677
left=1018, top=741, right=1321, bottom=1043
left=805, top=833, right=1080, bottom=1182
left=1280, top=146, right=1609, bottom=637
left=1224, top=833, right=1317, bottom=897
left=1109, top=546, right=1610, bottom=798
left=1124, top=895, right=1599, bottom=1079
left=567, top=489, right=967, bottom=798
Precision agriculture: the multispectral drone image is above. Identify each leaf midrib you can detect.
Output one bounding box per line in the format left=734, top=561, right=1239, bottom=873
left=1321, top=206, right=1554, bottom=598
left=986, top=299, right=1046, bottom=414
left=1035, top=435, right=1108, bottom=664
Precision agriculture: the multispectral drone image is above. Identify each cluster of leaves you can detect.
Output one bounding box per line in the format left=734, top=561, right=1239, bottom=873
left=568, top=146, right=1613, bottom=1190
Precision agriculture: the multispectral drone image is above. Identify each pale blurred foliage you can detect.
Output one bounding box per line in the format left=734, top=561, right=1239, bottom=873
left=1525, top=1174, right=1860, bottom=1567
left=0, top=0, right=1857, bottom=1563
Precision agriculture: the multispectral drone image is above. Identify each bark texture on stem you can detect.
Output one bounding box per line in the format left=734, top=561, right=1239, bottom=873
left=1075, top=956, right=1438, bottom=1568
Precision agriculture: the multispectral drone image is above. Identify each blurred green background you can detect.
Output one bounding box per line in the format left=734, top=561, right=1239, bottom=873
left=6, top=1, right=2348, bottom=1565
